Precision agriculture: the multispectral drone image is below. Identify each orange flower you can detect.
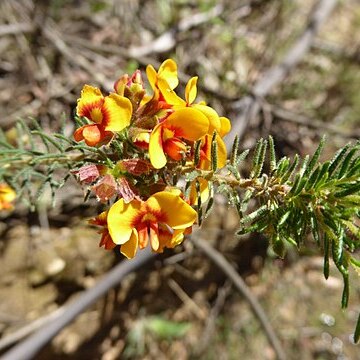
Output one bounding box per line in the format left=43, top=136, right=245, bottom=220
left=149, top=107, right=209, bottom=169
left=107, top=191, right=197, bottom=258
left=74, top=85, right=132, bottom=146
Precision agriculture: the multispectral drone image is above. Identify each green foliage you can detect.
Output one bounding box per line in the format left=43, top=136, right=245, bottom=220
left=0, top=119, right=102, bottom=208
left=230, top=136, right=360, bottom=340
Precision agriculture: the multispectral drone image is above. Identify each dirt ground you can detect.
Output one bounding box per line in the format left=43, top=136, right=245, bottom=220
left=1, top=0, right=360, bottom=359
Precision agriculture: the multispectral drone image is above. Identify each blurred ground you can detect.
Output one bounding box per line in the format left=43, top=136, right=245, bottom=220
left=0, top=0, right=360, bottom=359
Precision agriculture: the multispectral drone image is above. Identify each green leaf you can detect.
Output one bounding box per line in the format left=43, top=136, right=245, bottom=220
left=211, top=131, right=218, bottom=171
left=230, top=135, right=239, bottom=166
left=145, top=316, right=191, bottom=339
left=328, top=143, right=351, bottom=176
left=240, top=204, right=268, bottom=224
left=251, top=139, right=267, bottom=178
left=337, top=147, right=359, bottom=178
left=304, top=135, right=325, bottom=176
left=268, top=135, right=276, bottom=173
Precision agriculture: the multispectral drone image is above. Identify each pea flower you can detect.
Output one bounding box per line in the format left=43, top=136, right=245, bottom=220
left=146, top=59, right=179, bottom=101
left=149, top=107, right=209, bottom=169
left=74, top=85, right=133, bottom=146
left=147, top=69, right=231, bottom=169
left=107, top=191, right=197, bottom=258
left=0, top=183, right=16, bottom=210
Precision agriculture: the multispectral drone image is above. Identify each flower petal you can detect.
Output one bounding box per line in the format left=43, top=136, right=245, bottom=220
left=193, top=104, right=221, bottom=134
left=150, top=191, right=197, bottom=229
left=158, top=59, right=179, bottom=90
left=185, top=77, right=198, bottom=104
left=108, top=198, right=142, bottom=245
left=165, top=107, right=209, bottom=141
left=149, top=123, right=167, bottom=169
left=103, top=93, right=132, bottom=132
left=216, top=136, right=227, bottom=168
left=150, top=222, right=160, bottom=251
left=198, top=134, right=227, bottom=170
left=166, top=229, right=185, bottom=249
left=219, top=116, right=231, bottom=137
left=146, top=64, right=157, bottom=90
left=81, top=124, right=102, bottom=146
left=158, top=78, right=185, bottom=106
left=76, top=85, right=104, bottom=119
left=120, top=229, right=139, bottom=259
left=163, top=137, right=187, bottom=161
left=189, top=178, right=209, bottom=205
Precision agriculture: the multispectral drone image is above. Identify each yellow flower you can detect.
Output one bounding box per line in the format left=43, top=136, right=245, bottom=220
left=74, top=85, right=133, bottom=146
left=148, top=107, right=209, bottom=169
left=107, top=191, right=197, bottom=258
left=0, top=183, right=16, bottom=210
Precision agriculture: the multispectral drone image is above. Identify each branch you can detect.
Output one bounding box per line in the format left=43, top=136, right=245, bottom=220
left=191, top=237, right=287, bottom=360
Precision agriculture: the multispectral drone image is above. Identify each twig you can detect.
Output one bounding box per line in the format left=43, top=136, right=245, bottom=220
left=191, top=237, right=287, bottom=360
left=127, top=4, right=223, bottom=57
left=226, top=0, right=338, bottom=151
left=168, top=278, right=207, bottom=320
left=271, top=105, right=360, bottom=139
left=195, top=280, right=232, bottom=356
left=0, top=23, right=33, bottom=37
left=0, top=248, right=156, bottom=360
left=0, top=308, right=66, bottom=352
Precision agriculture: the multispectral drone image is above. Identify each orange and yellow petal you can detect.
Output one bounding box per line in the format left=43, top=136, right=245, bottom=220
left=108, top=198, right=142, bottom=245
left=163, top=137, right=187, bottom=161
left=103, top=93, right=132, bottom=132
left=74, top=124, right=104, bottom=146
left=165, top=107, right=209, bottom=141
left=76, top=85, right=104, bottom=120
left=189, top=178, right=210, bottom=205
left=198, top=134, right=227, bottom=170
left=99, top=232, right=116, bottom=250
left=120, top=229, right=139, bottom=259
left=149, top=123, right=167, bottom=169
left=150, top=191, right=197, bottom=230
left=185, top=76, right=198, bottom=105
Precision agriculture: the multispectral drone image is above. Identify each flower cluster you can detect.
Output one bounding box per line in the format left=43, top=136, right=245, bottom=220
left=73, top=59, right=231, bottom=258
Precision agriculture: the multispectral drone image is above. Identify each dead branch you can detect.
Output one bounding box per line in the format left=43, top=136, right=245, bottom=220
left=191, top=237, right=287, bottom=360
